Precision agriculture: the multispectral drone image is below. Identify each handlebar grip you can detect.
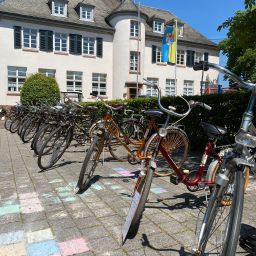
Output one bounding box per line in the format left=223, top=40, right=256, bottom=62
left=193, top=61, right=209, bottom=71
left=90, top=92, right=98, bottom=97
left=199, top=102, right=212, bottom=111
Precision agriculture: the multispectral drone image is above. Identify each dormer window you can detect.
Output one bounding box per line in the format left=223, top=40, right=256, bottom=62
left=153, top=20, right=164, bottom=34
left=52, top=1, right=67, bottom=17
left=178, top=25, right=184, bottom=37
left=80, top=5, right=94, bottom=21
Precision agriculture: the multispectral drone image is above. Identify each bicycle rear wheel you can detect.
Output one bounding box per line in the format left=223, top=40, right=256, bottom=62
left=4, top=114, right=16, bottom=131
left=144, top=127, right=189, bottom=176
left=126, top=160, right=154, bottom=239
left=77, top=134, right=104, bottom=190
left=10, top=116, right=21, bottom=133
left=37, top=126, right=72, bottom=170
left=195, top=167, right=244, bottom=256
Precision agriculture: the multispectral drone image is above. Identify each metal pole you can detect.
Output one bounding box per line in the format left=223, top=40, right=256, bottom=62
left=174, top=19, right=178, bottom=94
left=136, top=2, right=140, bottom=98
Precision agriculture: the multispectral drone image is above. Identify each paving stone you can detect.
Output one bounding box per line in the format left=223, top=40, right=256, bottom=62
left=0, top=241, right=26, bottom=256
left=88, top=237, right=120, bottom=254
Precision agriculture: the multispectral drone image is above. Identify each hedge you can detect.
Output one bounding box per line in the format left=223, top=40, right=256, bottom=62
left=21, top=73, right=60, bottom=106
left=82, top=92, right=251, bottom=150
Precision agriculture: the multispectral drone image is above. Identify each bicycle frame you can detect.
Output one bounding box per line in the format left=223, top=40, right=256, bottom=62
left=103, top=111, right=159, bottom=160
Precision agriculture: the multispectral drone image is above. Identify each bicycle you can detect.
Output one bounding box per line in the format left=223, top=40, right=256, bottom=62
left=122, top=77, right=250, bottom=241
left=77, top=92, right=190, bottom=190
left=191, top=61, right=255, bottom=256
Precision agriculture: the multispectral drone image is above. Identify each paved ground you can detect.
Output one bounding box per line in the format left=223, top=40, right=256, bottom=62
left=0, top=126, right=256, bottom=256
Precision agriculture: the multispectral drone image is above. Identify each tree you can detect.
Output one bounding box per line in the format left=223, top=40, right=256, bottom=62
left=218, top=1, right=256, bottom=82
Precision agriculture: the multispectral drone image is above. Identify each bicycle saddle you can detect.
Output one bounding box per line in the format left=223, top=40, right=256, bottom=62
left=144, top=109, right=164, bottom=117
left=200, top=122, right=227, bottom=138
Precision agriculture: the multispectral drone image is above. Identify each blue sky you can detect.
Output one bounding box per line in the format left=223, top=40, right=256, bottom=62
left=136, top=0, right=245, bottom=85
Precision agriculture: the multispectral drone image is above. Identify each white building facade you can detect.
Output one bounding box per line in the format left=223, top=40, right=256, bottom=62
left=0, top=0, right=219, bottom=105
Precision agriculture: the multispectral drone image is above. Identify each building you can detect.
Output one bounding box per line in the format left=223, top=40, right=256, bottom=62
left=0, top=0, right=219, bottom=105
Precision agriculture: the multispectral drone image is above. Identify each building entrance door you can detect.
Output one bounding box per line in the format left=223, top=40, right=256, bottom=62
left=129, top=88, right=137, bottom=98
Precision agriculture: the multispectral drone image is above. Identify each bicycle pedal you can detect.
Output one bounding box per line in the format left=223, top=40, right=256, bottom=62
left=170, top=174, right=179, bottom=185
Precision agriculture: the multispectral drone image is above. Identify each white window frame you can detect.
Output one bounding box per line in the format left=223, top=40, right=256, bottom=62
left=146, top=78, right=158, bottom=97
left=156, top=47, right=164, bottom=64
left=80, top=5, right=94, bottom=21
left=130, top=51, right=140, bottom=72
left=7, top=66, right=27, bottom=92
left=52, top=1, right=67, bottom=17
left=177, top=50, right=185, bottom=65
left=92, top=73, right=107, bottom=96
left=195, top=52, right=203, bottom=64
left=23, top=28, right=38, bottom=49
left=38, top=69, right=56, bottom=78
left=66, top=71, right=82, bottom=92
left=54, top=32, right=68, bottom=52
left=153, top=20, right=164, bottom=34
left=82, top=37, right=95, bottom=55
left=130, top=20, right=139, bottom=38
left=166, top=79, right=176, bottom=96
left=183, top=80, right=194, bottom=96
left=178, top=25, right=184, bottom=37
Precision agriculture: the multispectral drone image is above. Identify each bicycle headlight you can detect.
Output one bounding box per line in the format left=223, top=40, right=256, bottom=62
left=158, top=128, right=167, bottom=137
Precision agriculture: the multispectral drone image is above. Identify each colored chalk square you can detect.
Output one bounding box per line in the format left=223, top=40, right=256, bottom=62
left=48, top=179, right=63, bottom=184
left=27, top=240, right=60, bottom=256
left=27, top=229, right=54, bottom=244
left=0, top=241, right=26, bottom=256
left=0, top=230, right=24, bottom=245
left=91, top=184, right=104, bottom=191
left=112, top=167, right=125, bottom=171
left=150, top=187, right=167, bottom=194
left=20, top=197, right=44, bottom=214
left=0, top=202, right=20, bottom=216
left=58, top=238, right=89, bottom=256
left=19, top=192, right=38, bottom=200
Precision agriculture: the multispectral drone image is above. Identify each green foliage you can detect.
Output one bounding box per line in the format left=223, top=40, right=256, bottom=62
left=21, top=73, right=60, bottom=106
left=218, top=3, right=256, bottom=82
left=82, top=92, right=251, bottom=150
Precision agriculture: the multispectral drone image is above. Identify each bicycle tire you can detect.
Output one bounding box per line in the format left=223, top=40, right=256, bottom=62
left=196, top=167, right=244, bottom=256
left=9, top=116, right=21, bottom=133
left=144, top=127, right=189, bottom=177
left=18, top=115, right=30, bottom=137
left=4, top=114, right=15, bottom=131
left=77, top=134, right=104, bottom=190
left=37, top=126, right=73, bottom=170
left=126, top=161, right=154, bottom=238
left=108, top=119, right=144, bottom=162
left=21, top=118, right=39, bottom=143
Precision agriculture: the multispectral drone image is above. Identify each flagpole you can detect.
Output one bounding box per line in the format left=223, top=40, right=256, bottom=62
left=174, top=19, right=178, bottom=94
left=136, top=2, right=140, bottom=98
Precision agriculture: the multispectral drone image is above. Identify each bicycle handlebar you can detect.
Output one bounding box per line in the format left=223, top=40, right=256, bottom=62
left=193, top=61, right=255, bottom=89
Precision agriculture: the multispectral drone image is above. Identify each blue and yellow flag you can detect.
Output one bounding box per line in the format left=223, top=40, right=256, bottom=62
left=161, top=26, right=177, bottom=64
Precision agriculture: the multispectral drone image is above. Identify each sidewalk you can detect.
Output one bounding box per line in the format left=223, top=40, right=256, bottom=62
left=0, top=128, right=255, bottom=256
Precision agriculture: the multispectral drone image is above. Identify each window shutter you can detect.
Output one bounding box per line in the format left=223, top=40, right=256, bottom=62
left=186, top=50, right=195, bottom=67
left=96, top=37, right=103, bottom=58
left=40, top=30, right=53, bottom=52
left=152, top=45, right=157, bottom=64
left=14, top=26, right=22, bottom=49
left=70, top=34, right=82, bottom=55
left=204, top=52, right=209, bottom=62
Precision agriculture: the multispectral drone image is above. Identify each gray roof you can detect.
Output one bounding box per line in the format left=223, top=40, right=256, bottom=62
left=0, top=0, right=217, bottom=48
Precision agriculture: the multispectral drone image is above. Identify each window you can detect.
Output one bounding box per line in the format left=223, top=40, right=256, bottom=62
left=8, top=66, right=27, bottom=92
left=52, top=1, right=67, bottom=17
left=23, top=28, right=37, bottom=48
left=80, top=5, right=94, bottom=21
left=83, top=37, right=95, bottom=55
left=39, top=69, right=56, bottom=78
left=166, top=79, right=176, bottom=96
left=130, top=20, right=139, bottom=37
left=146, top=78, right=158, bottom=97
left=183, top=80, right=194, bottom=96
left=178, top=25, right=184, bottom=37
left=130, top=51, right=140, bottom=72
left=195, top=52, right=203, bottom=64
left=66, top=71, right=82, bottom=92
left=153, top=20, right=164, bottom=33
left=54, top=33, right=67, bottom=52
left=92, top=73, right=107, bottom=96
left=177, top=50, right=185, bottom=65
left=156, top=47, right=163, bottom=63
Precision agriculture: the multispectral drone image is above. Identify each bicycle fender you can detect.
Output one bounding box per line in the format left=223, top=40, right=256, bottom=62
left=228, top=158, right=254, bottom=169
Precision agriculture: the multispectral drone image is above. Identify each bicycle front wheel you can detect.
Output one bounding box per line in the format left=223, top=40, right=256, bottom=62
left=195, top=167, right=244, bottom=256
left=77, top=134, right=104, bottom=190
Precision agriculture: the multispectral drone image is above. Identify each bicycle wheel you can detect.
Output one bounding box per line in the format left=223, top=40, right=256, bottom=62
left=9, top=116, right=21, bottom=133
left=4, top=114, right=16, bottom=131
left=144, top=127, right=189, bottom=176
left=77, top=134, right=104, bottom=190
left=21, top=118, right=39, bottom=143
left=195, top=167, right=244, bottom=256
left=108, top=119, right=144, bottom=162
left=126, top=160, right=154, bottom=239
left=37, top=126, right=73, bottom=170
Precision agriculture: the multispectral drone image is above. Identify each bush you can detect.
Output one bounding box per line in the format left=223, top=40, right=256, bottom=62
left=82, top=92, right=251, bottom=150
left=21, top=73, right=60, bottom=106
